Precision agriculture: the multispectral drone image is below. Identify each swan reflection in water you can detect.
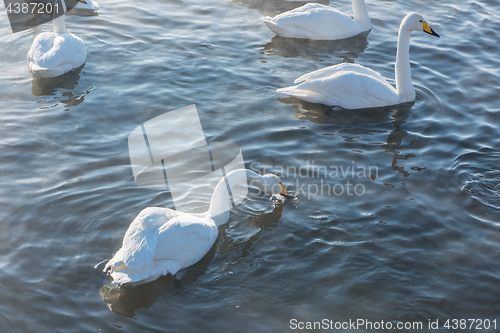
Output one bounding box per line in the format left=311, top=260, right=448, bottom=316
left=31, top=64, right=92, bottom=108
left=99, top=243, right=216, bottom=318
left=261, top=31, right=369, bottom=62
left=278, top=95, right=428, bottom=177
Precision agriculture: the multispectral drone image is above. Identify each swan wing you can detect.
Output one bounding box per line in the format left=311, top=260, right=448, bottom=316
left=261, top=3, right=362, bottom=40
left=109, top=259, right=182, bottom=285
left=154, top=214, right=219, bottom=269
left=106, top=210, right=218, bottom=284
left=294, top=63, right=388, bottom=84
left=279, top=70, right=400, bottom=109
left=105, top=207, right=177, bottom=271
left=75, top=0, right=99, bottom=10
left=27, top=33, right=86, bottom=78
left=120, top=227, right=158, bottom=270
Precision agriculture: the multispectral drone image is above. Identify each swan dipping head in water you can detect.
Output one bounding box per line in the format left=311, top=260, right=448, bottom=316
left=261, top=0, right=371, bottom=41
left=277, top=13, right=440, bottom=109
left=27, top=0, right=88, bottom=78
left=104, top=169, right=289, bottom=285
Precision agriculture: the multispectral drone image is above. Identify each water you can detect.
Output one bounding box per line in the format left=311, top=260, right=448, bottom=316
left=0, top=0, right=499, bottom=331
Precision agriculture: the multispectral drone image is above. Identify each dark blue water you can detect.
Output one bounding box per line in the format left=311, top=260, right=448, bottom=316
left=0, top=0, right=499, bottom=332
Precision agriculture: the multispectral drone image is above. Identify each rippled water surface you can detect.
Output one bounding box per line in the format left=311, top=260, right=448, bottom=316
left=1, top=0, right=500, bottom=332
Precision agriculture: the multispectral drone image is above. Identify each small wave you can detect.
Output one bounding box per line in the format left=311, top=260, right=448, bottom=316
left=454, top=148, right=500, bottom=211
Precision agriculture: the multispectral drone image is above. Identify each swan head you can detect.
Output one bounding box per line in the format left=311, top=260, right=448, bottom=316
left=404, top=12, right=439, bottom=38
left=252, top=173, right=288, bottom=197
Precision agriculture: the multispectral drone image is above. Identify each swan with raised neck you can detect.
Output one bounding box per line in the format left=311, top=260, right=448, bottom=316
left=276, top=12, right=440, bottom=109
left=395, top=12, right=439, bottom=102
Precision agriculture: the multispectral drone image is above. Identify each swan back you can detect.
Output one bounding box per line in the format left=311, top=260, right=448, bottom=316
left=27, top=32, right=86, bottom=78
left=279, top=70, right=400, bottom=109
left=27, top=0, right=87, bottom=78
left=105, top=208, right=218, bottom=284
left=75, top=0, right=99, bottom=11
left=294, top=63, right=388, bottom=85
left=261, top=2, right=370, bottom=40
left=279, top=63, right=399, bottom=109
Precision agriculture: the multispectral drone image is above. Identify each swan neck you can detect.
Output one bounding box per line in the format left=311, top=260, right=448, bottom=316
left=395, top=24, right=414, bottom=101
left=53, top=0, right=69, bottom=34
left=352, top=0, right=370, bottom=27
left=207, top=169, right=254, bottom=226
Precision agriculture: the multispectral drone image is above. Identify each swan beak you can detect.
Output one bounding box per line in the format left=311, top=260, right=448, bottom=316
left=76, top=0, right=88, bottom=4
left=422, top=22, right=439, bottom=38
left=280, top=182, right=288, bottom=196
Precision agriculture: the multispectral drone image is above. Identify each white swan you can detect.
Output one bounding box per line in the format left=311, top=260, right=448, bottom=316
left=260, top=1, right=371, bottom=40
left=104, top=169, right=288, bottom=285
left=75, top=0, right=99, bottom=11
left=277, top=13, right=440, bottom=109
left=27, top=0, right=87, bottom=78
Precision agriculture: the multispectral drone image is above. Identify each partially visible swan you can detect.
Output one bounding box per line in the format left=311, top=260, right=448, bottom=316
left=75, top=0, right=99, bottom=11
left=277, top=13, right=440, bottom=109
left=104, top=169, right=289, bottom=285
left=260, top=1, right=371, bottom=40
left=27, top=0, right=87, bottom=78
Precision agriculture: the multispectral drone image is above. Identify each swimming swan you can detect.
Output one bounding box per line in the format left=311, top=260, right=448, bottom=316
left=260, top=1, right=371, bottom=40
left=277, top=13, right=440, bottom=109
left=76, top=0, right=98, bottom=11
left=27, top=0, right=87, bottom=78
left=75, top=0, right=99, bottom=11
left=104, top=169, right=288, bottom=285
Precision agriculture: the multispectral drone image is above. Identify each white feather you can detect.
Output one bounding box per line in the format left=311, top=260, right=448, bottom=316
left=104, top=169, right=287, bottom=285
left=75, top=0, right=99, bottom=11
left=27, top=0, right=86, bottom=78
left=277, top=13, right=440, bottom=109
left=261, top=1, right=371, bottom=40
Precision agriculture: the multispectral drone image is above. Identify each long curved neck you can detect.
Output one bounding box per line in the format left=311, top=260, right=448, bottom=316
left=207, top=169, right=258, bottom=226
left=395, top=23, right=414, bottom=102
left=53, top=0, right=69, bottom=34
left=352, top=0, right=370, bottom=28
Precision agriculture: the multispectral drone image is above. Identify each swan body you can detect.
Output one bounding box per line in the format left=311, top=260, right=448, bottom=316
left=27, top=0, right=87, bottom=78
left=75, top=0, right=99, bottom=11
left=277, top=13, right=440, bottom=109
left=104, top=169, right=288, bottom=285
left=260, top=1, right=371, bottom=40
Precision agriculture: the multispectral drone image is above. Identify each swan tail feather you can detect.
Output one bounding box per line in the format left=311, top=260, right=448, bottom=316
left=277, top=86, right=334, bottom=105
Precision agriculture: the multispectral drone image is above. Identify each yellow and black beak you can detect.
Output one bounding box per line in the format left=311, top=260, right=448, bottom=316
left=422, top=21, right=439, bottom=38
left=75, top=0, right=88, bottom=4
left=280, top=182, right=288, bottom=196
